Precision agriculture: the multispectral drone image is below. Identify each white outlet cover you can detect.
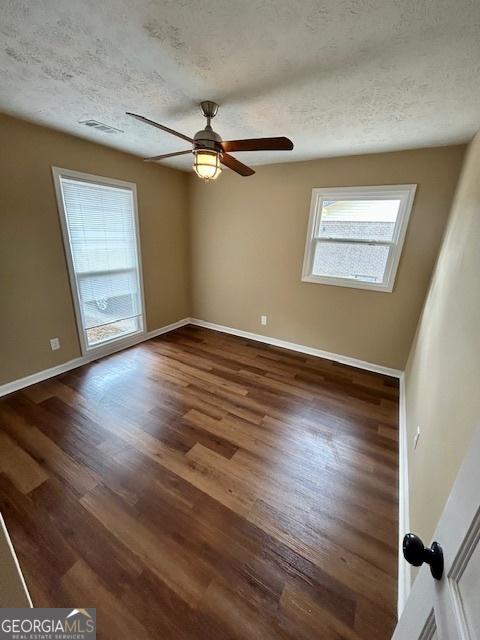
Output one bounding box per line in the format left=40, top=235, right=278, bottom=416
left=50, top=337, right=60, bottom=351
left=261, top=315, right=267, bottom=326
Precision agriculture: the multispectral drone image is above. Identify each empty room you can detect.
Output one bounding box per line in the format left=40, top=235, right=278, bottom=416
left=0, top=1, right=479, bottom=639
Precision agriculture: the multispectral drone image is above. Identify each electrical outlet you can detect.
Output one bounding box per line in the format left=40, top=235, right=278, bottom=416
left=50, top=337, right=60, bottom=351
left=414, top=426, right=421, bottom=449
left=261, top=315, right=267, bottom=326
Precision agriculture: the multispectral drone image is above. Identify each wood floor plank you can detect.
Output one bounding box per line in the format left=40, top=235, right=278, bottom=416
left=29, top=477, right=143, bottom=596
left=59, top=560, right=153, bottom=640
left=0, top=431, right=48, bottom=494
left=0, top=325, right=399, bottom=639
left=0, top=400, right=98, bottom=495
left=80, top=484, right=212, bottom=607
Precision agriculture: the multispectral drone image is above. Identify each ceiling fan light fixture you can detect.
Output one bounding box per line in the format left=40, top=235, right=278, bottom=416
left=128, top=101, right=293, bottom=178
left=193, top=149, right=222, bottom=181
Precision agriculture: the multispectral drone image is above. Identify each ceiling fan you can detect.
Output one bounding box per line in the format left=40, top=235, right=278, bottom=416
left=126, top=101, right=294, bottom=181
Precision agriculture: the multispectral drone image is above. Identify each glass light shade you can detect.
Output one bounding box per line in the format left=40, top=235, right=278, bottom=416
left=193, top=150, right=222, bottom=181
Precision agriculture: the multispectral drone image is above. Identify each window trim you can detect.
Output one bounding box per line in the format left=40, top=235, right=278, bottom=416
left=52, top=166, right=147, bottom=356
left=301, top=184, right=417, bottom=292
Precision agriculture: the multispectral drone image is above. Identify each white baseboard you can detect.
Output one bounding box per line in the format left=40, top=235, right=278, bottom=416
left=189, top=318, right=402, bottom=378
left=0, top=317, right=190, bottom=398
left=397, top=371, right=411, bottom=616
left=147, top=318, right=191, bottom=339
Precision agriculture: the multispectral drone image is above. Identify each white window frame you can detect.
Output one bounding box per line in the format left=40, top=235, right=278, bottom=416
left=52, top=167, right=147, bottom=356
left=301, top=184, right=417, bottom=292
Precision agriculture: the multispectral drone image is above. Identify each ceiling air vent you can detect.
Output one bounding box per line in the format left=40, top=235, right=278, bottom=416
left=80, top=120, right=123, bottom=134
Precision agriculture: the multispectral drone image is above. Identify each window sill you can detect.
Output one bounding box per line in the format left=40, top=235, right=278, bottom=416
left=83, top=328, right=146, bottom=357
left=301, top=274, right=394, bottom=292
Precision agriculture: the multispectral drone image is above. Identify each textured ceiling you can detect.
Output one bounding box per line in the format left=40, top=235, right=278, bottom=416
left=1, top=0, right=480, bottom=171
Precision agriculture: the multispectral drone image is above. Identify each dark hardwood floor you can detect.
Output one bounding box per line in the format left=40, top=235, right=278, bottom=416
left=0, top=325, right=399, bottom=639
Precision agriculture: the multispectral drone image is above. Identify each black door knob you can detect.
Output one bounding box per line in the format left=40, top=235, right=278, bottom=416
left=403, top=533, right=444, bottom=580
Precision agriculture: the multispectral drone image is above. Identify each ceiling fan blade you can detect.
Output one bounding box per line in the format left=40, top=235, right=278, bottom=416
left=144, top=150, right=192, bottom=162
left=221, top=153, right=255, bottom=176
left=221, top=137, right=293, bottom=153
left=126, top=112, right=194, bottom=144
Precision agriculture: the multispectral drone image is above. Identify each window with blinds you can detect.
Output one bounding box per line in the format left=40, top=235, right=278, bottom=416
left=53, top=168, right=145, bottom=352
left=302, top=185, right=416, bottom=292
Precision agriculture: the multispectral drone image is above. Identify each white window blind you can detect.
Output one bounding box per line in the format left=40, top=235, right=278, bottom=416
left=54, top=170, right=145, bottom=351
left=302, top=185, right=416, bottom=292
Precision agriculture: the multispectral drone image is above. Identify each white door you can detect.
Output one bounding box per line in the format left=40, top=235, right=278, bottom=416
left=393, top=425, right=480, bottom=640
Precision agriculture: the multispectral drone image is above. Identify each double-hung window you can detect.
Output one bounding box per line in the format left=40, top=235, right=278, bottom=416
left=53, top=167, right=145, bottom=353
left=302, top=185, right=416, bottom=292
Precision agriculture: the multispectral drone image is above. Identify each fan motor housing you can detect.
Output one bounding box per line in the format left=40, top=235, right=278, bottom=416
left=193, top=127, right=223, bottom=153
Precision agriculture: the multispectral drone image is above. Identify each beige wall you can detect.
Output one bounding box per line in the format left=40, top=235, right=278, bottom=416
left=0, top=114, right=190, bottom=385
left=404, top=132, right=480, bottom=544
left=189, top=147, right=465, bottom=369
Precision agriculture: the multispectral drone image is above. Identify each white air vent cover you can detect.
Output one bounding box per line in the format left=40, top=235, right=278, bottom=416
left=80, top=120, right=123, bottom=134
